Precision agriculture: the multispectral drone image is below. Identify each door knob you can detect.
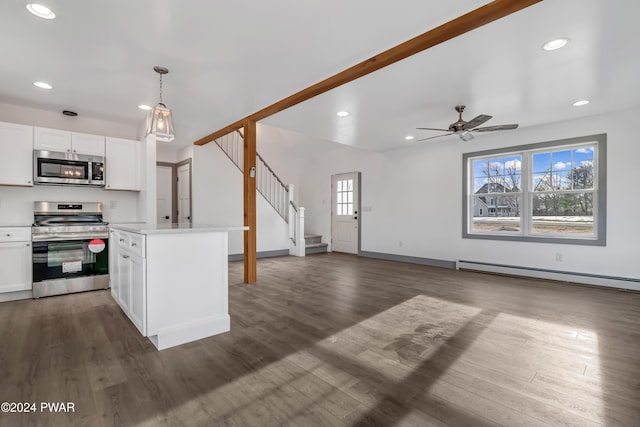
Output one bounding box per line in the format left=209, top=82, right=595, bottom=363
left=354, top=216, right=358, bottom=220
left=164, top=216, right=170, bottom=220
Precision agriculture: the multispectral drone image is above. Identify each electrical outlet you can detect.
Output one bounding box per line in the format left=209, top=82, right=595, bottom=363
left=109, top=200, right=117, bottom=209
left=555, top=252, right=563, bottom=262
left=399, top=240, right=403, bottom=247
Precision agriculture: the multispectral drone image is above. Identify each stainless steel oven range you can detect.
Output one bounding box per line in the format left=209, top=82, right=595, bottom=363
left=32, top=201, right=109, bottom=298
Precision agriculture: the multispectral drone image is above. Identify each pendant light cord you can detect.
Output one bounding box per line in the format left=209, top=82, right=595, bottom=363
left=159, top=73, right=163, bottom=103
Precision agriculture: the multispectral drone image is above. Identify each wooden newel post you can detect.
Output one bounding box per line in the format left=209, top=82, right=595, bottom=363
left=243, top=120, right=257, bottom=283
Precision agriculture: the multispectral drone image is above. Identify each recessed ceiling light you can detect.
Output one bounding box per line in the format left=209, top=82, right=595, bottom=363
left=33, top=81, right=53, bottom=90
left=138, top=104, right=152, bottom=110
left=26, top=4, right=56, bottom=19
left=542, top=38, right=569, bottom=51
left=404, top=135, right=415, bottom=140
left=573, top=100, right=590, bottom=107
left=336, top=111, right=350, bottom=117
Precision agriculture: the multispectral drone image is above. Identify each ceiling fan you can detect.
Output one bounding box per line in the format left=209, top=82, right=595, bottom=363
left=417, top=105, right=518, bottom=141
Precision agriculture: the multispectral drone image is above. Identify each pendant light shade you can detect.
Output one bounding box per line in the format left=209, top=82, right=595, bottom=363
left=146, top=66, right=175, bottom=142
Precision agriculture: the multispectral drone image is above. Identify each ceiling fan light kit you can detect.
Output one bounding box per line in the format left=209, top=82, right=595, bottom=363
left=416, top=104, right=519, bottom=142
left=145, top=66, right=176, bottom=142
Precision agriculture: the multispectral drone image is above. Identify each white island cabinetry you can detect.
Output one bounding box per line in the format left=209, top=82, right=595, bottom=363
left=109, top=229, right=145, bottom=334
left=109, top=224, right=246, bottom=350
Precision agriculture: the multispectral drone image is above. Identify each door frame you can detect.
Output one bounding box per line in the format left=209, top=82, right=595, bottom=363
left=176, top=158, right=193, bottom=223
left=330, top=171, right=361, bottom=255
left=156, top=158, right=192, bottom=223
left=156, top=162, right=177, bottom=223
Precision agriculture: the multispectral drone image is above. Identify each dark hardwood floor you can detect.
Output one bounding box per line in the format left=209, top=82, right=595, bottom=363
left=1, top=253, right=639, bottom=426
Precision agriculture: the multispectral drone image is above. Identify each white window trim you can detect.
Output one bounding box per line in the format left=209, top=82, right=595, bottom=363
left=462, top=134, right=606, bottom=246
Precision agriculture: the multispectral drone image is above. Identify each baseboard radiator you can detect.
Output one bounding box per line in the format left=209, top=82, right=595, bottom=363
left=456, top=260, right=640, bottom=292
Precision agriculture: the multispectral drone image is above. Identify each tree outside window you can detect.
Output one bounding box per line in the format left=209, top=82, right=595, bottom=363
left=463, top=134, right=606, bottom=246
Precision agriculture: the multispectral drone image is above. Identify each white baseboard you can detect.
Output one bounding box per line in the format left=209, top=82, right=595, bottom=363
left=148, top=314, right=230, bottom=350
left=0, top=290, right=33, bottom=303
left=456, top=260, right=640, bottom=292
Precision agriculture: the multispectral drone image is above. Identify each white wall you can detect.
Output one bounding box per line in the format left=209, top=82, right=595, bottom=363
left=157, top=144, right=179, bottom=163
left=0, top=102, right=138, bottom=139
left=0, top=103, right=141, bottom=225
left=137, top=134, right=157, bottom=224
left=190, top=140, right=289, bottom=256
left=0, top=185, right=139, bottom=225
left=258, top=109, right=640, bottom=282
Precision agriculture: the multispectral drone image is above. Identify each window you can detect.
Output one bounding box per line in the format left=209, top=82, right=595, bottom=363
left=336, top=179, right=354, bottom=215
left=462, top=134, right=606, bottom=245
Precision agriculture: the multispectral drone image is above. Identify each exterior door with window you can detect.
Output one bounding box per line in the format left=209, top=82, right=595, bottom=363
left=331, top=172, right=360, bottom=254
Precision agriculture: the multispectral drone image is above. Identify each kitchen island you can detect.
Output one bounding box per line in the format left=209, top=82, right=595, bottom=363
left=109, top=224, right=247, bottom=350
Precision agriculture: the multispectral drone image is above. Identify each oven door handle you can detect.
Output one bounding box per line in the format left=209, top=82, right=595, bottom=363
left=32, top=233, right=109, bottom=242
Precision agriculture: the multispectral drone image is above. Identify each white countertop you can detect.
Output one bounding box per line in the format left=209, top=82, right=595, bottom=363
left=110, top=223, right=248, bottom=235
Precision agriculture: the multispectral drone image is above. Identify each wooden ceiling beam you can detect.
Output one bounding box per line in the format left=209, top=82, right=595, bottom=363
left=194, top=0, right=542, bottom=146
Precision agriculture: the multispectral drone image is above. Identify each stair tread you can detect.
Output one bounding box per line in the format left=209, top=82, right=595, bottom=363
left=304, top=234, right=322, bottom=238
left=305, top=242, right=328, bottom=248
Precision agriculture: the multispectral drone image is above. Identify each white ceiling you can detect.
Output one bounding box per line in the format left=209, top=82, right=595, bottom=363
left=1, top=0, right=639, bottom=151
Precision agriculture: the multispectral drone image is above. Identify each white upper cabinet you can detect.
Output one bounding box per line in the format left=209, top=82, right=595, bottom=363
left=105, top=137, right=140, bottom=191
left=71, top=132, right=105, bottom=157
left=34, top=127, right=105, bottom=157
left=34, top=127, right=71, bottom=152
left=0, top=121, right=33, bottom=186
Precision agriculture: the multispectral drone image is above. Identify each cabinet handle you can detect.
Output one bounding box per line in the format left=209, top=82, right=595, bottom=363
left=26, top=243, right=30, bottom=247
left=123, top=255, right=130, bottom=259
left=119, top=238, right=125, bottom=242
left=27, top=180, right=31, bottom=184
left=131, top=243, right=137, bottom=247
left=5, top=234, right=10, bottom=237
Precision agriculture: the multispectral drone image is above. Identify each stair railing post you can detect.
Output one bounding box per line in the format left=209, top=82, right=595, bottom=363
left=287, top=184, right=294, bottom=224
left=296, top=207, right=306, bottom=257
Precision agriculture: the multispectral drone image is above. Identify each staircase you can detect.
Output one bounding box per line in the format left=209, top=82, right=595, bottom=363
left=215, top=130, right=290, bottom=221
left=215, top=130, right=328, bottom=256
left=305, top=234, right=328, bottom=255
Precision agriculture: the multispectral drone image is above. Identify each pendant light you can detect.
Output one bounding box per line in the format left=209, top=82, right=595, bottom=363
left=146, top=66, right=175, bottom=142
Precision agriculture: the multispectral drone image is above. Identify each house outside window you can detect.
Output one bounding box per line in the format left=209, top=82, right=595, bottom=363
left=462, top=134, right=606, bottom=245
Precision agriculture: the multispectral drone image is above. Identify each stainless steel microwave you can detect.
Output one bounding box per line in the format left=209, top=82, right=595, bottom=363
left=33, top=150, right=105, bottom=187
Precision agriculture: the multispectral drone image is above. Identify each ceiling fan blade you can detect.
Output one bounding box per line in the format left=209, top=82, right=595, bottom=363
left=416, top=127, right=449, bottom=132
left=462, top=114, right=492, bottom=130
left=416, top=133, right=454, bottom=142
left=473, top=124, right=519, bottom=132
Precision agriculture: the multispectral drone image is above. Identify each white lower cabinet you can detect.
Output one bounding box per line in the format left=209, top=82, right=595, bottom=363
left=129, top=255, right=146, bottom=333
left=110, top=229, right=146, bottom=335
left=117, top=251, right=131, bottom=313
left=0, top=228, right=32, bottom=293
